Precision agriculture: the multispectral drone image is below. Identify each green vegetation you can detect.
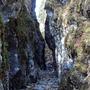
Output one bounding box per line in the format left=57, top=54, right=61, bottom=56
left=17, top=5, right=35, bottom=43
left=0, top=16, right=9, bottom=80
left=65, top=24, right=90, bottom=74
left=0, top=16, right=3, bottom=28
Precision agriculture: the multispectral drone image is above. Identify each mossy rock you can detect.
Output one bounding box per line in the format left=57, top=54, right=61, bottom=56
left=17, top=5, right=35, bottom=42
left=75, top=62, right=87, bottom=73
left=0, top=16, right=9, bottom=71
left=84, top=27, right=90, bottom=33
left=81, top=26, right=90, bottom=53
left=65, top=23, right=90, bottom=76
left=0, top=16, right=4, bottom=28
left=76, top=46, right=83, bottom=61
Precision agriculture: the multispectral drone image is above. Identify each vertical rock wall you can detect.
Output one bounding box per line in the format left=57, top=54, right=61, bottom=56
left=0, top=0, right=46, bottom=89
left=45, top=0, right=90, bottom=89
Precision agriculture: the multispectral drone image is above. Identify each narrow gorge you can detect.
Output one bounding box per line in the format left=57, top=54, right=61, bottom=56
left=0, top=0, right=90, bottom=90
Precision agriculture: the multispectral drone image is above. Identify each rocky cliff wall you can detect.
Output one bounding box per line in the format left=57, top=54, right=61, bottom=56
left=45, top=0, right=90, bottom=89
left=0, top=0, right=46, bottom=90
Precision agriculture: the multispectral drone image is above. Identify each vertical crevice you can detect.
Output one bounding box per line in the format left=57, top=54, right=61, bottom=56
left=35, top=0, right=47, bottom=38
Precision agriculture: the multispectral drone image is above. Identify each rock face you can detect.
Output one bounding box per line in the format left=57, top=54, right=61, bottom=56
left=34, top=23, right=46, bottom=70
left=0, top=16, right=4, bottom=90
left=0, top=0, right=90, bottom=90
left=0, top=0, right=46, bottom=89
left=45, top=16, right=57, bottom=74
left=45, top=0, right=73, bottom=80
left=45, top=0, right=90, bottom=90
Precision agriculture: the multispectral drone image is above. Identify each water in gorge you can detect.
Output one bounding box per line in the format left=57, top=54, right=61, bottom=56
left=0, top=0, right=90, bottom=90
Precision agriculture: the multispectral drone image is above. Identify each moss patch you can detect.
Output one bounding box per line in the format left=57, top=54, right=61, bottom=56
left=65, top=23, right=90, bottom=74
